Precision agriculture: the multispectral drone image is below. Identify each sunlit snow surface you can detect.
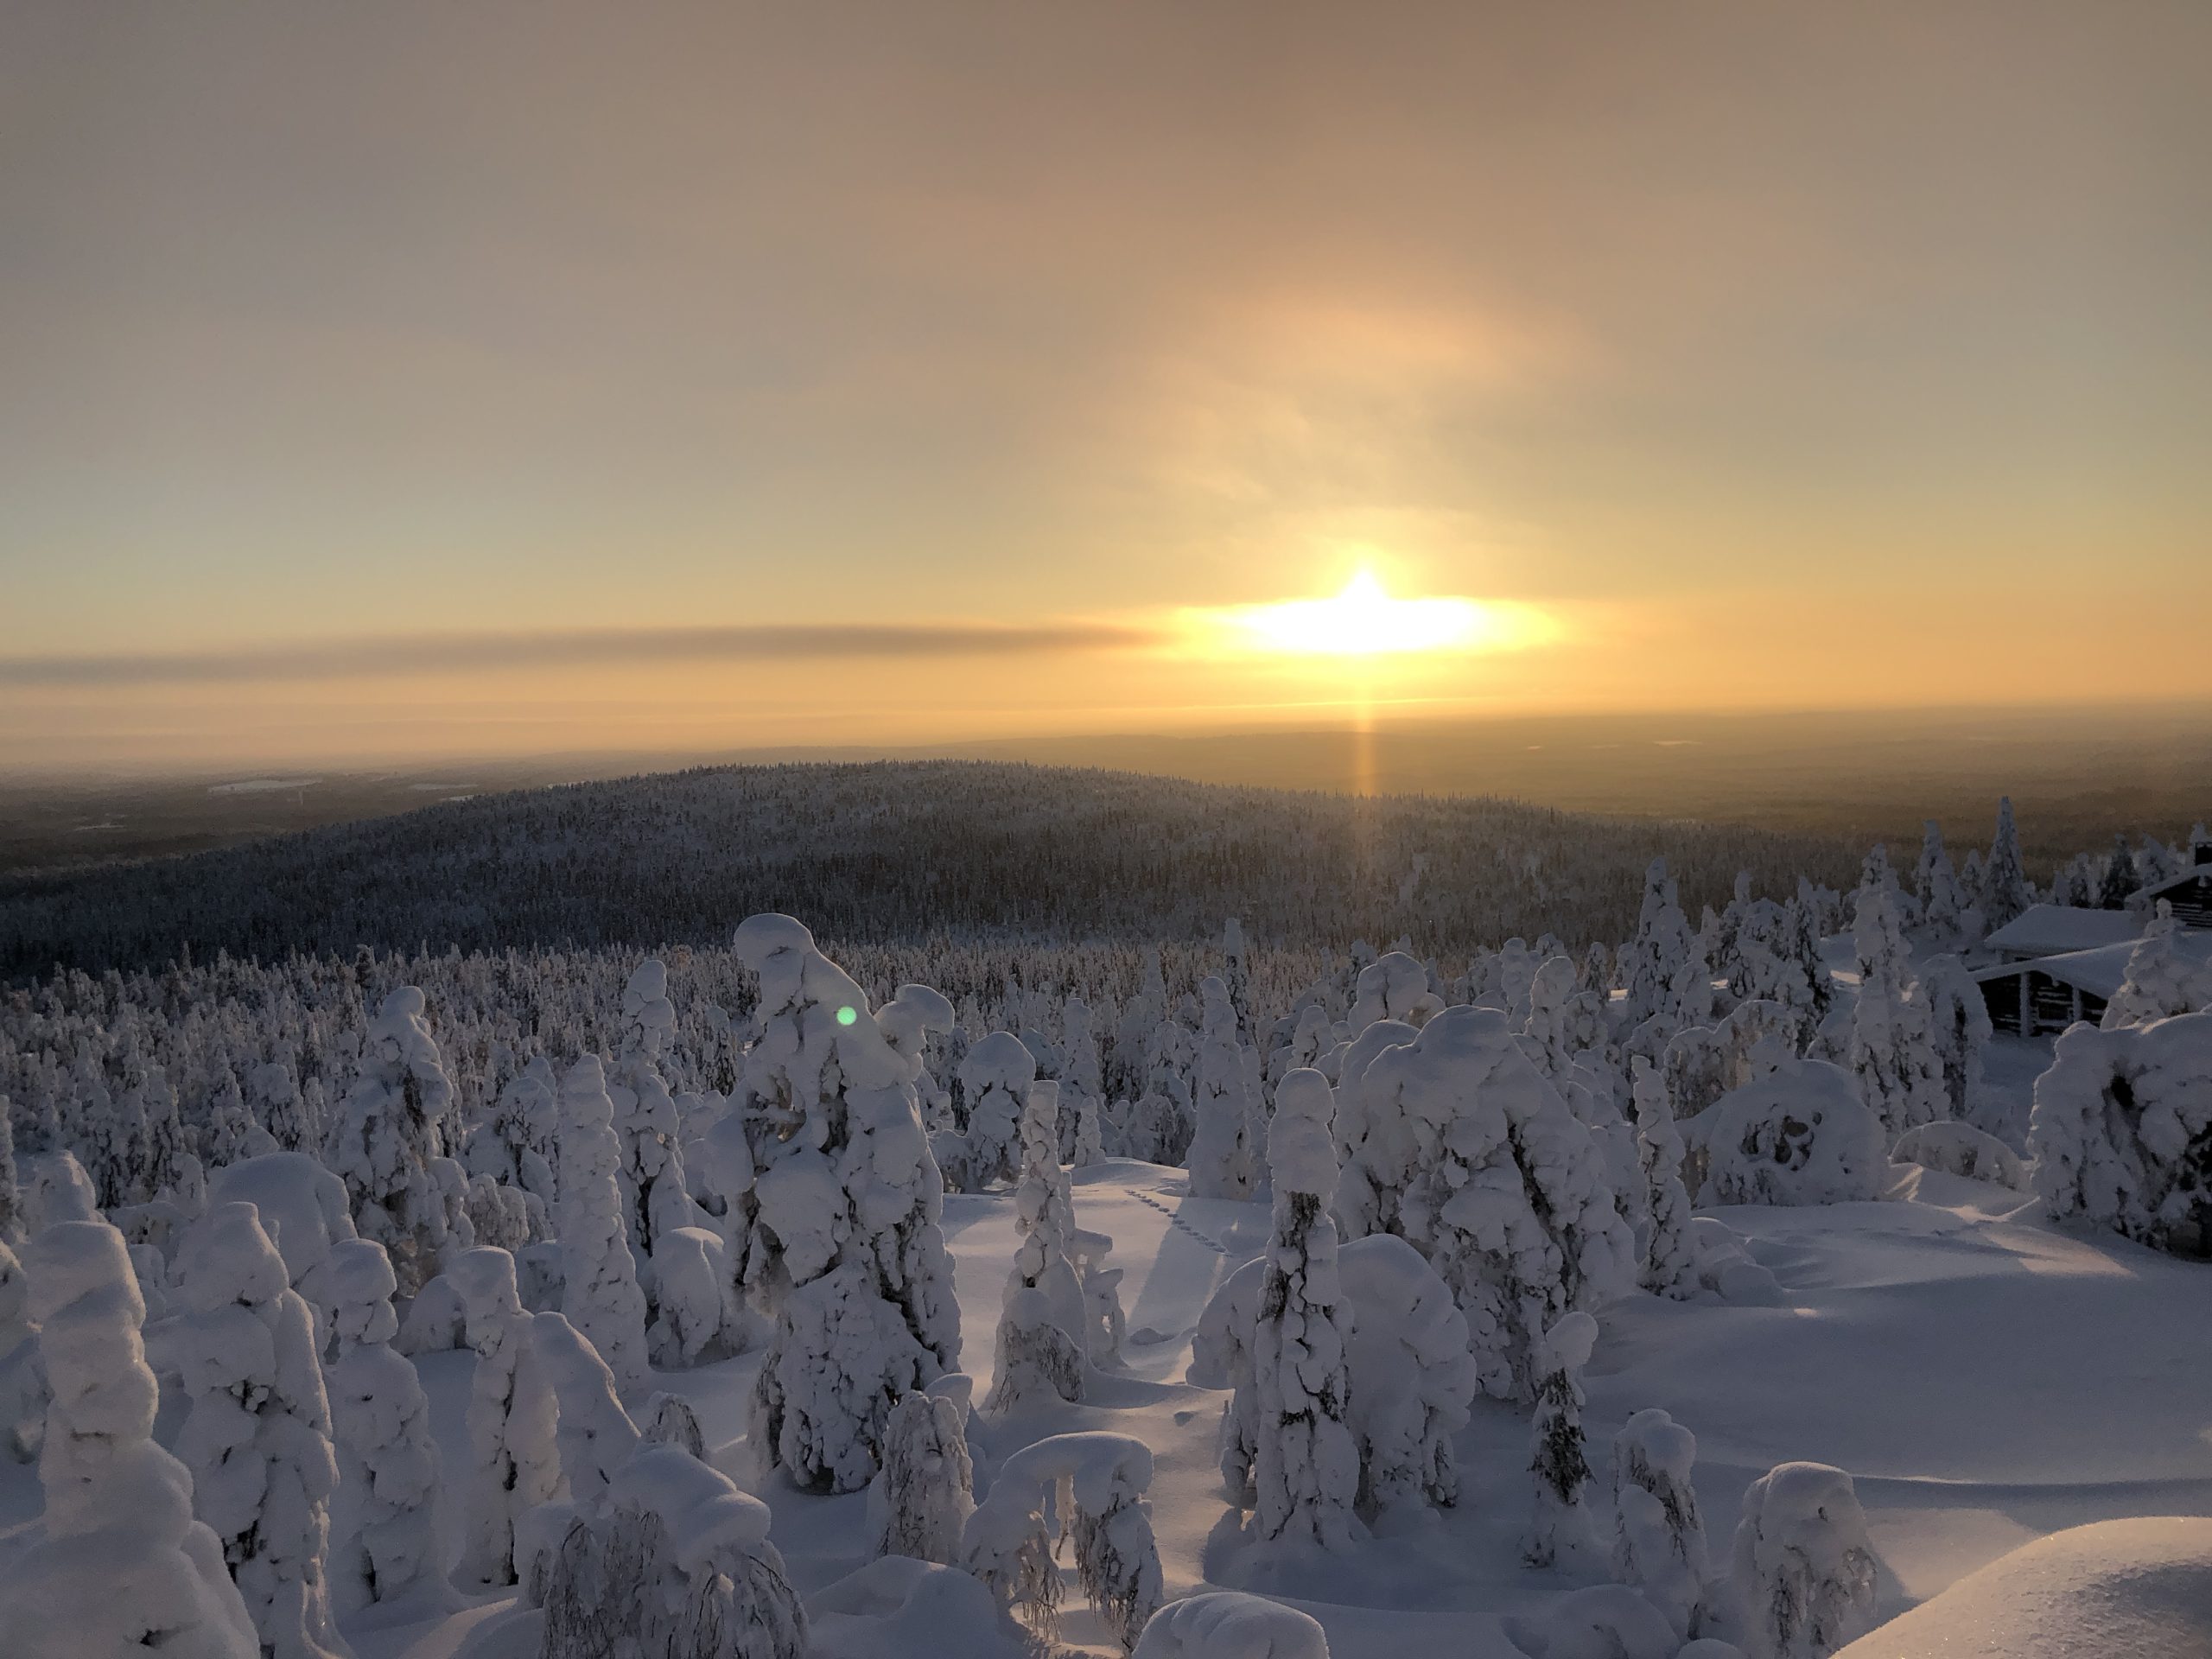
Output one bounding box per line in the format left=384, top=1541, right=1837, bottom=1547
left=10, top=1091, right=2212, bottom=1658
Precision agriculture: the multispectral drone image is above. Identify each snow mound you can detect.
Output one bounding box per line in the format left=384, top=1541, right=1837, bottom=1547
left=1134, top=1591, right=1331, bottom=1657
left=1835, top=1517, right=2212, bottom=1659
left=807, top=1555, right=1029, bottom=1659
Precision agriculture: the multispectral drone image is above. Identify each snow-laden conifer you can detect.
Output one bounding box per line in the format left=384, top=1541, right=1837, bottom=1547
left=171, top=1201, right=349, bottom=1659
left=1249, top=1068, right=1360, bottom=1550
left=734, top=914, right=959, bottom=1493
left=556, top=1054, right=649, bottom=1391
left=324, top=988, right=453, bottom=1294
left=0, top=1217, right=260, bottom=1659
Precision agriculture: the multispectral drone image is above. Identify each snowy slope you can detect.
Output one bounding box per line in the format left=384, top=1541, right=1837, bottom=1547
left=7, top=1145, right=2183, bottom=1659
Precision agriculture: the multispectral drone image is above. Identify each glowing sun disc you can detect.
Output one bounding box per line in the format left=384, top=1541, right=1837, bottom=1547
left=1231, top=570, right=1490, bottom=657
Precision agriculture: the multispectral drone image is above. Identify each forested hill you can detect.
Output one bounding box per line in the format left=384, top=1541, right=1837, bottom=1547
left=0, top=760, right=1856, bottom=977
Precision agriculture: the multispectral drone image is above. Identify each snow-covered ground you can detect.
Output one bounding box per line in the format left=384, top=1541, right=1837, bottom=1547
left=17, top=1049, right=2201, bottom=1659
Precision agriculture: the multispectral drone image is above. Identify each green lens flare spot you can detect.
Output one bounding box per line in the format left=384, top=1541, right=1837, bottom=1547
left=836, top=1005, right=858, bottom=1027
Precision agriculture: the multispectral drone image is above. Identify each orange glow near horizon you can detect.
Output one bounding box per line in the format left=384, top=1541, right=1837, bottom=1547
left=1189, top=570, right=1561, bottom=662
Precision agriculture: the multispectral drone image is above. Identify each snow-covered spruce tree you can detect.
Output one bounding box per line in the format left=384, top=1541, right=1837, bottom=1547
left=251, top=1060, right=316, bottom=1156
left=1524, top=1310, right=1599, bottom=1569
left=2098, top=831, right=2143, bottom=910
left=952, top=1031, right=1034, bottom=1192
left=2031, top=1011, right=2212, bottom=1253
left=1732, top=1461, right=1877, bottom=1659
left=734, top=914, right=960, bottom=1494
left=1351, top=950, right=1442, bottom=1033
left=0, top=1217, right=259, bottom=1659
left=1187, top=976, right=1255, bottom=1200
left=609, top=957, right=690, bottom=1262
left=987, top=1081, right=1088, bottom=1414
left=556, top=1054, right=650, bottom=1392
left=1847, top=884, right=1945, bottom=1139
left=1980, top=796, right=2032, bottom=933
left=324, top=987, right=453, bottom=1294
left=1618, top=860, right=1696, bottom=1036
left=171, top=1201, right=349, bottom=1659
left=1059, top=998, right=1107, bottom=1166
left=1912, top=822, right=1966, bottom=943
left=2102, top=902, right=2212, bottom=1029
left=321, top=1237, right=443, bottom=1618
left=447, top=1246, right=557, bottom=1592
left=1915, top=953, right=1991, bottom=1120
left=1336, top=1232, right=1475, bottom=1523
left=0, top=1094, right=19, bottom=1243
left=1611, top=1407, right=1712, bottom=1641
left=1357, top=1006, right=1635, bottom=1402
left=868, top=1389, right=975, bottom=1567
left=463, top=1055, right=559, bottom=1214
left=1249, top=1068, right=1361, bottom=1550
left=1630, top=1059, right=1700, bottom=1299
left=963, top=1431, right=1162, bottom=1650
left=205, top=1151, right=360, bottom=1354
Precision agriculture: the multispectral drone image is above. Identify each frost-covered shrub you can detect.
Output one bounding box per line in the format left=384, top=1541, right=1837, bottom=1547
left=448, top=1247, right=557, bottom=1591
left=1731, top=1462, right=1877, bottom=1659
left=1611, top=1408, right=1711, bottom=1639
left=1700, top=1060, right=1886, bottom=1207
left=324, top=988, right=453, bottom=1294
left=1337, top=1232, right=1474, bottom=1522
left=1524, top=1310, right=1599, bottom=1569
left=538, top=1441, right=808, bottom=1659
left=734, top=915, right=960, bottom=1493
left=556, top=1055, right=650, bottom=1390
left=1249, top=1069, right=1361, bottom=1549
left=964, top=1431, right=1162, bottom=1650
left=1891, top=1121, right=2028, bottom=1191
left=0, top=1217, right=260, bottom=1659
left=1357, top=1007, right=1635, bottom=1401
left=171, top=1202, right=347, bottom=1659
left=868, top=1389, right=974, bottom=1566
left=2031, top=1011, right=2212, bottom=1253
left=1131, top=1592, right=1329, bottom=1659
left=321, top=1237, right=443, bottom=1616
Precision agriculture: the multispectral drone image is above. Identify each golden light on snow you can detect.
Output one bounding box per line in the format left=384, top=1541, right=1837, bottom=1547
left=1197, top=569, right=1555, bottom=659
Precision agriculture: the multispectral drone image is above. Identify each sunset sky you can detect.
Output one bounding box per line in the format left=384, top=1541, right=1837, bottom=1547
left=4, top=2, right=2209, bottom=768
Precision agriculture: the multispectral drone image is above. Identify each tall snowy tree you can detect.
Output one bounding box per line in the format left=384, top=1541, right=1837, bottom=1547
left=1524, top=1311, right=1599, bottom=1569
left=1915, top=954, right=1992, bottom=1121
left=1249, top=1069, right=1361, bottom=1551
left=1847, top=885, right=1945, bottom=1138
left=1186, top=976, right=1255, bottom=1201
left=2096, top=833, right=2142, bottom=911
left=555, top=1055, right=650, bottom=1391
left=2101, top=902, right=2212, bottom=1028
left=1980, top=797, right=2033, bottom=932
left=447, top=1247, right=557, bottom=1592
left=1, top=1218, right=261, bottom=1659
left=986, top=1082, right=1089, bottom=1414
left=734, top=914, right=960, bottom=1494
left=324, top=988, right=453, bottom=1294
left=322, top=1239, right=444, bottom=1618
left=172, top=1201, right=350, bottom=1659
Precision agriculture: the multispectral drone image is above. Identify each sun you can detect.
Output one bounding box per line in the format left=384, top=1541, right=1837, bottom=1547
left=1222, top=569, right=1481, bottom=657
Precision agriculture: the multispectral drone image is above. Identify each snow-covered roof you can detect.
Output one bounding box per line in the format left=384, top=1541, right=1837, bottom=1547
left=2145, top=864, right=2212, bottom=897
left=1974, top=933, right=2212, bottom=1001
left=1982, top=905, right=2143, bottom=958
